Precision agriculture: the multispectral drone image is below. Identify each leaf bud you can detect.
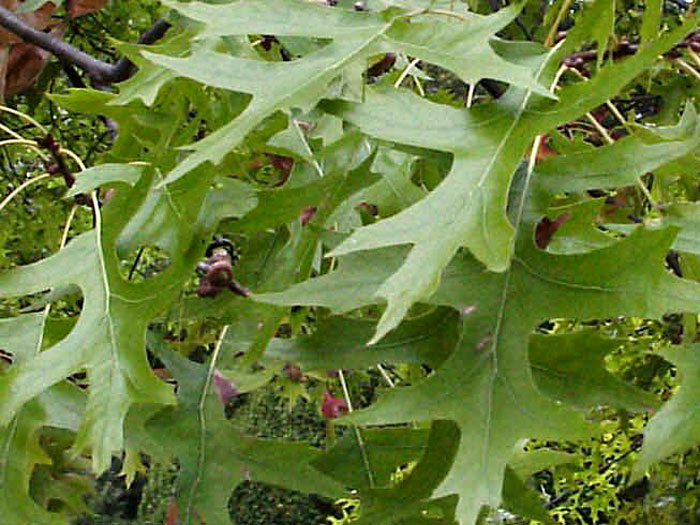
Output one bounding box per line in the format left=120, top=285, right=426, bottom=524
left=206, top=260, right=233, bottom=288
left=196, top=280, right=219, bottom=298
left=299, top=206, right=317, bottom=225
left=284, top=363, right=304, bottom=382
left=213, top=369, right=240, bottom=405
left=321, top=391, right=348, bottom=419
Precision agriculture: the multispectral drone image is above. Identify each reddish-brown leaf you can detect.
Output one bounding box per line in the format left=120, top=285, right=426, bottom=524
left=66, top=0, right=107, bottom=18
left=163, top=501, right=178, bottom=525
left=534, top=212, right=571, bottom=249
left=0, top=47, right=9, bottom=97
left=4, top=42, right=50, bottom=97
left=0, top=1, right=55, bottom=45
left=3, top=24, right=63, bottom=98
left=267, top=153, right=294, bottom=185
left=535, top=138, right=557, bottom=162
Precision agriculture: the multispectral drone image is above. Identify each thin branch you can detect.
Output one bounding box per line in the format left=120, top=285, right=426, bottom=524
left=394, top=57, right=420, bottom=88
left=0, top=104, right=47, bottom=133
left=0, top=122, right=24, bottom=140
left=108, top=19, right=172, bottom=84
left=0, top=173, right=51, bottom=214
left=60, top=61, right=86, bottom=88
left=0, top=5, right=112, bottom=83
left=563, top=31, right=700, bottom=73
left=545, top=0, right=575, bottom=47
left=0, top=6, right=170, bottom=85
left=675, top=57, right=700, bottom=81
left=338, top=370, right=376, bottom=489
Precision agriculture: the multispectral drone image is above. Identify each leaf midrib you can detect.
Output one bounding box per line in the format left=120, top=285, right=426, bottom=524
left=474, top=49, right=556, bottom=495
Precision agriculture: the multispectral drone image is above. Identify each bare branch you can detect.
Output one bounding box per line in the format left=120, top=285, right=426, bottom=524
left=0, top=5, right=170, bottom=85
left=109, top=19, right=172, bottom=84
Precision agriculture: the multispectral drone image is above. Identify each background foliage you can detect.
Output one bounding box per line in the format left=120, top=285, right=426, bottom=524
left=3, top=0, right=700, bottom=524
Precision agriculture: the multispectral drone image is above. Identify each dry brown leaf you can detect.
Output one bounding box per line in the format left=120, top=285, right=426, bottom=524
left=0, top=46, right=9, bottom=99
left=0, top=1, right=55, bottom=45
left=66, top=0, right=107, bottom=18
left=3, top=42, right=50, bottom=96
left=2, top=24, right=63, bottom=98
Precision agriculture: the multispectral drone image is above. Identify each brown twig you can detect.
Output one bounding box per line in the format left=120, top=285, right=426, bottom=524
left=36, top=133, right=94, bottom=205
left=0, top=5, right=170, bottom=85
left=36, top=134, right=73, bottom=187
left=563, top=30, right=700, bottom=74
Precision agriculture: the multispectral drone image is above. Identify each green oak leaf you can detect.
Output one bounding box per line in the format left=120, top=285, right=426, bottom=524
left=319, top=19, right=695, bottom=341
left=0, top=315, right=62, bottom=525
left=258, top=220, right=700, bottom=523
left=501, top=467, right=556, bottom=525
left=265, top=307, right=460, bottom=372
left=50, top=89, right=175, bottom=167
left=502, top=444, right=577, bottom=523
left=177, top=137, right=376, bottom=378
left=349, top=224, right=700, bottom=524
left=265, top=118, right=322, bottom=169
left=535, top=103, right=700, bottom=193
left=234, top=135, right=379, bottom=233
left=52, top=85, right=259, bottom=256
left=634, top=344, right=700, bottom=477
left=344, top=421, right=460, bottom=525
left=0, top=170, right=218, bottom=473
left=144, top=34, right=393, bottom=185
left=533, top=115, right=700, bottom=258
left=641, top=0, right=664, bottom=46
left=582, top=0, right=615, bottom=68
left=66, top=163, right=146, bottom=197
left=0, top=315, right=86, bottom=525
left=328, top=148, right=427, bottom=230
left=537, top=199, right=613, bottom=254
left=165, top=0, right=549, bottom=95
left=608, top=202, right=700, bottom=258
left=314, top=427, right=429, bottom=489
left=509, top=446, right=576, bottom=479
left=111, top=31, right=203, bottom=107
left=530, top=331, right=660, bottom=412
left=316, top=425, right=559, bottom=523
left=143, top=0, right=554, bottom=185
left=656, top=202, right=700, bottom=255
left=117, top=166, right=232, bottom=257
left=0, top=313, right=44, bottom=362
left=255, top=245, right=408, bottom=314
left=146, top=347, right=345, bottom=524
left=0, top=400, right=58, bottom=525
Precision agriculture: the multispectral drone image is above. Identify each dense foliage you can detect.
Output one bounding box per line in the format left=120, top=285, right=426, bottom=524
left=4, top=0, right=700, bottom=524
